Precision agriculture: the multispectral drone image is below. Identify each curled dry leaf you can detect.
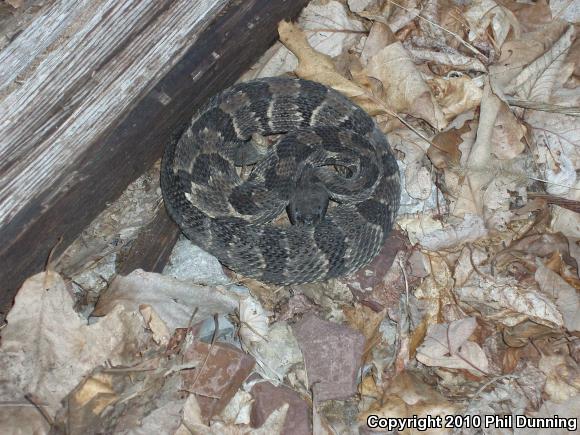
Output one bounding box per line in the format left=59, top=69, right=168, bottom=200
left=464, top=0, right=521, bottom=50
left=427, top=123, right=468, bottom=169
left=250, top=321, right=302, bottom=383
left=489, top=20, right=569, bottom=90
left=93, top=269, right=238, bottom=333
left=450, top=79, right=526, bottom=224
left=527, top=109, right=579, bottom=197
left=278, top=20, right=385, bottom=116
left=506, top=25, right=575, bottom=101
left=0, top=271, right=148, bottom=415
left=360, top=21, right=396, bottom=66
left=406, top=46, right=488, bottom=72
left=535, top=262, right=580, bottom=332
left=452, top=80, right=499, bottom=215
left=366, top=41, right=447, bottom=129
left=140, top=305, right=171, bottom=346
left=416, top=317, right=489, bottom=376
left=358, top=372, right=459, bottom=430
left=387, top=128, right=435, bottom=204
left=490, top=102, right=526, bottom=159
left=238, top=295, right=269, bottom=347
left=298, top=1, right=365, bottom=57
left=428, top=76, right=483, bottom=121
left=347, top=0, right=380, bottom=14
left=412, top=214, right=488, bottom=251
left=279, top=20, right=447, bottom=131
left=504, top=0, right=553, bottom=33
left=343, top=304, right=387, bottom=361
left=539, top=355, right=580, bottom=403
left=454, top=274, right=564, bottom=328
left=246, top=1, right=365, bottom=78
left=453, top=244, right=487, bottom=288
left=219, top=390, right=254, bottom=426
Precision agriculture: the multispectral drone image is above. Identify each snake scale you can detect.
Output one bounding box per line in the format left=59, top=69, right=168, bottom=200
left=161, top=77, right=400, bottom=284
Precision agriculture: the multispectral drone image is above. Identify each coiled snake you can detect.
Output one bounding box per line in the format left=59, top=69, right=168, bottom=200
left=161, top=77, right=400, bottom=284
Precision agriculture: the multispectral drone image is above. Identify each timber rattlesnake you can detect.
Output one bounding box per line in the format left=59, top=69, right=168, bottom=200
left=161, top=77, right=400, bottom=284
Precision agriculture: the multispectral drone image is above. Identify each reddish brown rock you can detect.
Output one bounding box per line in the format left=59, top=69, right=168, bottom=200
left=292, top=314, right=365, bottom=402
left=250, top=382, right=311, bottom=435
left=182, top=341, right=255, bottom=420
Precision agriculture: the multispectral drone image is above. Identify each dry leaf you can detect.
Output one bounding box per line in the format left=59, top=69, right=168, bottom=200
left=416, top=317, right=489, bottom=376
left=539, top=355, right=580, bottom=403
left=427, top=123, right=468, bottom=169
left=407, top=46, right=487, bottom=72
left=454, top=274, right=564, bottom=328
left=299, top=1, right=365, bottom=57
left=245, top=1, right=365, bottom=78
left=413, top=214, right=488, bottom=251
left=524, top=395, right=580, bottom=434
left=238, top=295, right=269, bottom=347
left=464, top=0, right=521, bottom=50
left=453, top=244, right=487, bottom=288
left=489, top=20, right=569, bottom=90
left=504, top=0, right=553, bottom=33
left=343, top=304, right=387, bottom=361
left=0, top=271, right=147, bottom=415
left=387, top=128, right=436, bottom=206
left=176, top=394, right=289, bottom=435
left=278, top=20, right=385, bottom=116
left=140, top=305, right=171, bottom=345
left=549, top=0, right=580, bottom=22
left=535, top=262, right=580, bottom=332
left=219, top=390, right=254, bottom=426
left=527, top=110, right=579, bottom=197
left=360, top=21, right=396, bottom=66
left=429, top=76, right=483, bottom=121
left=451, top=79, right=524, bottom=224
left=490, top=102, right=526, bottom=159
left=506, top=25, right=575, bottom=100
left=5, top=0, right=23, bottom=8
left=93, top=269, right=238, bottom=332
left=359, top=371, right=459, bottom=433
left=366, top=42, right=447, bottom=129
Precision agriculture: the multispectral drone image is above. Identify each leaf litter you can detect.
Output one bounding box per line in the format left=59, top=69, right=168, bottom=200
left=1, top=0, right=580, bottom=433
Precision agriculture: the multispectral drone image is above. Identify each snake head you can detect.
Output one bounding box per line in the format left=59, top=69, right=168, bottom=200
left=287, top=173, right=329, bottom=226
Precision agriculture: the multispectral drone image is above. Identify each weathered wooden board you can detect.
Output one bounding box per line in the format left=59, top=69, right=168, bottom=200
left=116, top=206, right=181, bottom=276
left=0, top=0, right=309, bottom=314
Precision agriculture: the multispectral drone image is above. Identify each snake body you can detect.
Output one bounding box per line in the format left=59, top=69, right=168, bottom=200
left=161, top=77, right=400, bottom=284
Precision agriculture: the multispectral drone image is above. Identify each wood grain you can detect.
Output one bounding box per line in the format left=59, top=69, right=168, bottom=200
left=0, top=0, right=309, bottom=313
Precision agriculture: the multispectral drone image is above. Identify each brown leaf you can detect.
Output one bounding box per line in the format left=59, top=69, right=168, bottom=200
left=428, top=76, right=483, bottom=120
left=489, top=20, right=568, bottom=90
left=278, top=20, right=385, bottom=116
left=416, top=317, right=490, bottom=376
left=491, top=102, right=526, bottom=159
left=343, top=304, right=387, bottom=361
left=0, top=271, right=148, bottom=416
left=365, top=42, right=447, bottom=129
left=359, top=372, right=459, bottom=431
left=360, top=21, right=396, bottom=66
left=502, top=0, right=553, bottom=33
left=428, top=123, right=469, bottom=169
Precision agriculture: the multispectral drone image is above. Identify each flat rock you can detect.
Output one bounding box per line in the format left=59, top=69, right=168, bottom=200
left=250, top=382, right=311, bottom=435
left=292, top=313, right=365, bottom=402
left=182, top=341, right=255, bottom=419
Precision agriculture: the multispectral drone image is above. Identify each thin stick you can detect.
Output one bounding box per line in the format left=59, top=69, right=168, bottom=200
left=387, top=0, right=488, bottom=62
left=506, top=98, right=580, bottom=116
